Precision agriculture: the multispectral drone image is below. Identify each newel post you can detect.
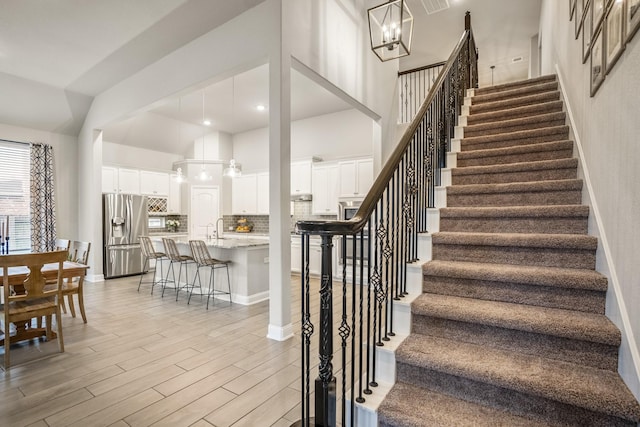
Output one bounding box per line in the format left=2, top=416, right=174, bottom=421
left=315, top=235, right=336, bottom=426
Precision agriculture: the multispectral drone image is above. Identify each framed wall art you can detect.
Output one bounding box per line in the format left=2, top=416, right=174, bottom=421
left=626, top=0, right=640, bottom=42
left=576, top=0, right=585, bottom=38
left=593, top=0, right=606, bottom=30
left=590, top=27, right=605, bottom=96
left=605, top=0, right=625, bottom=73
left=583, top=0, right=594, bottom=62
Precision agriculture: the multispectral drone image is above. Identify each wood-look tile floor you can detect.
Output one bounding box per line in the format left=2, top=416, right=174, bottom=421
left=0, top=273, right=337, bottom=427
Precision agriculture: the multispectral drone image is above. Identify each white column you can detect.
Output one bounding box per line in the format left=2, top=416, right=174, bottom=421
left=79, top=128, right=104, bottom=282
left=267, top=0, right=293, bottom=341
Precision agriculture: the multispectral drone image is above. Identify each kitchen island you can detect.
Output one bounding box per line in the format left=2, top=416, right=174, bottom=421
left=151, top=235, right=269, bottom=305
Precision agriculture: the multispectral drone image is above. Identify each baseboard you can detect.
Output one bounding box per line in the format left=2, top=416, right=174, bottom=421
left=267, top=323, right=294, bottom=341
left=85, top=273, right=104, bottom=283
left=231, top=290, right=270, bottom=306
left=556, top=64, right=640, bottom=400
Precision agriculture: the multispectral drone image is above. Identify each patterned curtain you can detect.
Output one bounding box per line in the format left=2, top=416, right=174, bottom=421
left=30, top=143, right=57, bottom=252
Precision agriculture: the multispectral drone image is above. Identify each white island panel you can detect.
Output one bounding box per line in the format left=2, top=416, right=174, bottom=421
left=152, top=237, right=269, bottom=305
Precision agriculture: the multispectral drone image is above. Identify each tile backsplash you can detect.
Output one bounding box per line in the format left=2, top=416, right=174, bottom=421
left=222, top=201, right=337, bottom=234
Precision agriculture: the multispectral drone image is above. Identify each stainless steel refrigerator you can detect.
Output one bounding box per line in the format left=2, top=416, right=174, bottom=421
left=103, top=193, right=148, bottom=278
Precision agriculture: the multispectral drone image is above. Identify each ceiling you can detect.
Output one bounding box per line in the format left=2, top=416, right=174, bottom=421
left=0, top=0, right=541, bottom=154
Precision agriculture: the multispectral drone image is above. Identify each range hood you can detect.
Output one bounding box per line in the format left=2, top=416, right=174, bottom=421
left=291, top=193, right=312, bottom=202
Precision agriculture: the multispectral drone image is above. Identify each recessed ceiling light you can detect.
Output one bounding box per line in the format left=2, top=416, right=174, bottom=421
left=203, top=119, right=211, bottom=126
left=256, top=104, right=266, bottom=111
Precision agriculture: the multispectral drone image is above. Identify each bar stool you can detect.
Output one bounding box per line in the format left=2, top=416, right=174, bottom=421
left=162, top=237, right=195, bottom=300
left=188, top=240, right=232, bottom=309
left=138, top=236, right=171, bottom=294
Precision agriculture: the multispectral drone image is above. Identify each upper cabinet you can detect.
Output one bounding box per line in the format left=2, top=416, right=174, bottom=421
left=312, top=164, right=339, bottom=215
left=102, top=166, right=140, bottom=194
left=291, top=160, right=312, bottom=195
left=256, top=172, right=269, bottom=215
left=232, top=174, right=258, bottom=215
left=140, top=171, right=169, bottom=196
left=338, top=158, right=373, bottom=198
left=168, top=174, right=182, bottom=214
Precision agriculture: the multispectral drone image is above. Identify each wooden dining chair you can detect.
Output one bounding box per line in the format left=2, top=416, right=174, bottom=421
left=59, top=241, right=91, bottom=323
left=0, top=250, right=67, bottom=368
left=55, top=238, right=70, bottom=251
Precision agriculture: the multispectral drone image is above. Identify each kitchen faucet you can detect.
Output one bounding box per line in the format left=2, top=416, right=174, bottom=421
left=216, top=217, right=224, bottom=239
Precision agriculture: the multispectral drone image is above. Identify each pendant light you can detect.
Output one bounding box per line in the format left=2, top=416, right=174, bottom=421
left=223, top=75, right=242, bottom=178
left=199, top=91, right=211, bottom=181
left=368, top=0, right=414, bottom=62
left=175, top=98, right=186, bottom=183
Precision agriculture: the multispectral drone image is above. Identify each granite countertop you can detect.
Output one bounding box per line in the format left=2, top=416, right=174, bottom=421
left=150, top=235, right=268, bottom=249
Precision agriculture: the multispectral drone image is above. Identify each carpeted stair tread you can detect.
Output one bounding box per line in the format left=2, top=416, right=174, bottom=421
left=422, top=260, right=606, bottom=291
left=474, top=75, right=557, bottom=96
left=472, top=81, right=559, bottom=105
left=378, top=381, right=547, bottom=427
left=461, top=125, right=569, bottom=151
left=440, top=205, right=589, bottom=220
left=411, top=293, right=619, bottom=345
left=432, top=232, right=597, bottom=250
left=463, top=111, right=566, bottom=138
left=456, top=140, right=574, bottom=167
left=468, top=91, right=561, bottom=115
left=447, top=179, right=583, bottom=195
left=396, top=334, right=640, bottom=422
left=466, top=100, right=564, bottom=126
left=452, top=158, right=578, bottom=177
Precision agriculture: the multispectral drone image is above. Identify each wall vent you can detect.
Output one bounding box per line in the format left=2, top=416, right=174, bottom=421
left=420, top=0, right=450, bottom=15
left=512, top=56, right=524, bottom=63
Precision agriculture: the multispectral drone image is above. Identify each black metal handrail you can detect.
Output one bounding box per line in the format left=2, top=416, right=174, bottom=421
left=294, top=12, right=478, bottom=427
left=398, top=61, right=446, bottom=123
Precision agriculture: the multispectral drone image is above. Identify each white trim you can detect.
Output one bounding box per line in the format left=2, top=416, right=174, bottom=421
left=267, top=323, right=294, bottom=341
left=85, top=273, right=104, bottom=283
left=555, top=64, right=640, bottom=390
left=231, top=290, right=270, bottom=306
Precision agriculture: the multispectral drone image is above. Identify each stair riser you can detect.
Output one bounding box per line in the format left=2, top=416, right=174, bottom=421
left=464, top=118, right=566, bottom=138
left=462, top=130, right=570, bottom=152
left=469, top=92, right=561, bottom=115
left=466, top=101, right=564, bottom=126
left=452, top=167, right=577, bottom=185
left=457, top=147, right=573, bottom=167
left=438, top=216, right=588, bottom=234
left=396, top=364, right=635, bottom=427
left=446, top=190, right=582, bottom=207
left=422, top=275, right=606, bottom=314
left=411, top=316, right=617, bottom=370
left=432, top=244, right=596, bottom=269
left=472, top=83, right=559, bottom=105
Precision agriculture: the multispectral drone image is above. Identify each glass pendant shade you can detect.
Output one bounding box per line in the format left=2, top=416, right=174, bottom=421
left=223, top=159, right=242, bottom=178
left=368, top=0, right=414, bottom=62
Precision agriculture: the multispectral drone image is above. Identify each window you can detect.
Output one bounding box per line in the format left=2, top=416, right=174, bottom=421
left=0, top=140, right=30, bottom=252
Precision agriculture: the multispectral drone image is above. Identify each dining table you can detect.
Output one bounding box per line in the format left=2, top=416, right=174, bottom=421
left=0, top=260, right=89, bottom=346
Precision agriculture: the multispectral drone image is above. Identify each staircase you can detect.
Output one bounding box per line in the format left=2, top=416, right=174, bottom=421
left=377, top=75, right=640, bottom=426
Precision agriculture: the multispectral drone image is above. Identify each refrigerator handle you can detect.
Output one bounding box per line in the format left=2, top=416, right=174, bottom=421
left=126, top=196, right=133, bottom=242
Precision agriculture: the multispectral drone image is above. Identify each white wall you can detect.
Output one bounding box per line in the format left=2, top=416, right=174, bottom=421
left=103, top=141, right=183, bottom=171
left=540, top=0, right=640, bottom=399
left=233, top=108, right=374, bottom=172
left=286, top=0, right=399, bottom=165
left=0, top=122, right=78, bottom=240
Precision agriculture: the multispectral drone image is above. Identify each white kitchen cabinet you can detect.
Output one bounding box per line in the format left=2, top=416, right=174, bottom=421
left=102, top=166, right=118, bottom=193
left=117, top=168, right=140, bottom=194
left=140, top=171, right=169, bottom=196
left=312, top=164, right=339, bottom=215
left=291, top=237, right=301, bottom=273
left=232, top=174, right=257, bottom=215
left=168, top=174, right=182, bottom=214
left=338, top=158, right=373, bottom=198
left=291, top=160, right=312, bottom=195
left=256, top=172, right=269, bottom=215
